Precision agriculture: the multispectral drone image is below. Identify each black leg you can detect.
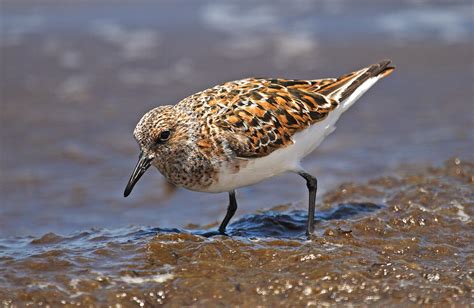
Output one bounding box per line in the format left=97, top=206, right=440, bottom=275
left=218, top=190, right=237, bottom=235
left=299, top=172, right=317, bottom=236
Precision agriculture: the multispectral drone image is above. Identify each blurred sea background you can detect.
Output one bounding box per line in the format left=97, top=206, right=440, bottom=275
left=1, top=0, right=472, bottom=236
left=1, top=1, right=473, bottom=306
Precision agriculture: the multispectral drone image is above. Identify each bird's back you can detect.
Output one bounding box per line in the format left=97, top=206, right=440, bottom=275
left=181, top=60, right=394, bottom=158
left=175, top=60, right=394, bottom=192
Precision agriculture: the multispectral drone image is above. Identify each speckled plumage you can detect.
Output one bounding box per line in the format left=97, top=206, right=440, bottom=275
left=132, top=60, right=394, bottom=192
left=125, top=60, right=395, bottom=235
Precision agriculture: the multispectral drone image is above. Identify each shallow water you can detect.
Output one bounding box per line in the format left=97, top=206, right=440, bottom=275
left=1, top=159, right=472, bottom=306
left=1, top=0, right=473, bottom=305
left=1, top=0, right=473, bottom=237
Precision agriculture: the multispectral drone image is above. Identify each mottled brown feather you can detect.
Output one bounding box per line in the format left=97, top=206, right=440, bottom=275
left=185, top=60, right=394, bottom=159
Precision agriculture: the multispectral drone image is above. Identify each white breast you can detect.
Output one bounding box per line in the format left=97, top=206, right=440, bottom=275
left=201, top=76, right=381, bottom=193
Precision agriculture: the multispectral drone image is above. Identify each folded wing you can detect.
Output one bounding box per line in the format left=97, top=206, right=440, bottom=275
left=206, top=60, right=395, bottom=158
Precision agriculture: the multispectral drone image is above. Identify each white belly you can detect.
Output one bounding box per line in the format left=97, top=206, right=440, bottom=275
left=201, top=76, right=380, bottom=193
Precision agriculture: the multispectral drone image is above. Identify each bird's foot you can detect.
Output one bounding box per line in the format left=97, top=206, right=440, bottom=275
left=305, top=230, right=316, bottom=241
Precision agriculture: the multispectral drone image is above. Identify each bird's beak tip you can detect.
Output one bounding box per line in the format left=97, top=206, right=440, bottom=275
left=124, top=152, right=152, bottom=198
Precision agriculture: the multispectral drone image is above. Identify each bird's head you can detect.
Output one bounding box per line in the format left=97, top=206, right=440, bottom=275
left=124, top=105, right=177, bottom=197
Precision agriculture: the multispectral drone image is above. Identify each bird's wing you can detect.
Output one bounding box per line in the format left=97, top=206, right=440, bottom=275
left=201, top=60, right=394, bottom=158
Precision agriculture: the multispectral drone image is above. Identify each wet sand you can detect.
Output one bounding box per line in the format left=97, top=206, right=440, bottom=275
left=1, top=159, right=472, bottom=306
left=1, top=0, right=473, bottom=306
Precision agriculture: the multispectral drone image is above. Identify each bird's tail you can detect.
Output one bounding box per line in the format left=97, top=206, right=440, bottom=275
left=318, top=60, right=395, bottom=110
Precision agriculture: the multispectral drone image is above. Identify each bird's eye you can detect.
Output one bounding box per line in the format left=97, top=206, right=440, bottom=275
left=157, top=130, right=171, bottom=143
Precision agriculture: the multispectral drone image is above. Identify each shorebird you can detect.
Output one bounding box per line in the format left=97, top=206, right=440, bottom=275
left=124, top=60, right=395, bottom=236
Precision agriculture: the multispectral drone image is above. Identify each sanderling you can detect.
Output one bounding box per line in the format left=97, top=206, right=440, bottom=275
left=124, top=60, right=395, bottom=236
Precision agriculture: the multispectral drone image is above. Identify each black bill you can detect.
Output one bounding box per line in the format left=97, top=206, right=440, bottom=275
left=124, top=152, right=152, bottom=197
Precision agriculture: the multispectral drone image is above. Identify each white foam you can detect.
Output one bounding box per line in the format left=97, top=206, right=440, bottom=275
left=199, top=3, right=319, bottom=69
left=91, top=21, right=160, bottom=60
left=1, top=14, right=45, bottom=46
left=57, top=75, right=90, bottom=102
left=200, top=3, right=277, bottom=34
left=121, top=273, right=174, bottom=284
left=60, top=51, right=82, bottom=69
left=377, top=5, right=471, bottom=43
left=273, top=32, right=319, bottom=70
left=118, top=58, right=194, bottom=87
left=451, top=200, right=470, bottom=222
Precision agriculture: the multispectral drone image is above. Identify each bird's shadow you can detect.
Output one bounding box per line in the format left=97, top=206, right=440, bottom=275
left=135, top=202, right=383, bottom=240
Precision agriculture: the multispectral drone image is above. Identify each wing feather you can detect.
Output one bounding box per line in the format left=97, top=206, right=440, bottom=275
left=197, top=60, right=394, bottom=158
